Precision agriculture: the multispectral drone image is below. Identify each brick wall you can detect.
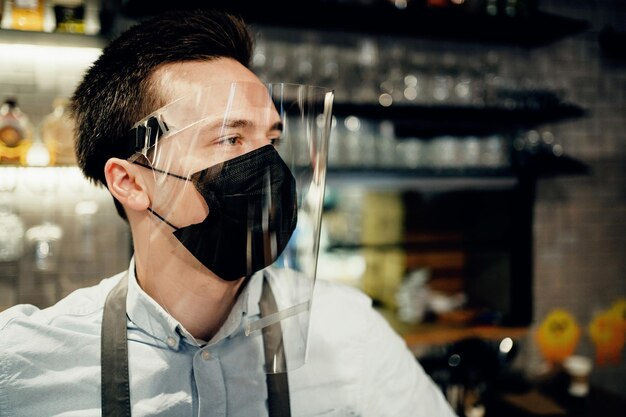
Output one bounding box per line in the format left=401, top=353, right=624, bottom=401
left=0, top=168, right=131, bottom=310
left=527, top=0, right=626, bottom=396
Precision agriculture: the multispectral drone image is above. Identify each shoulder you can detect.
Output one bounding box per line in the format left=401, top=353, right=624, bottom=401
left=307, top=280, right=391, bottom=363
left=313, top=278, right=372, bottom=306
left=306, top=280, right=457, bottom=417
left=0, top=272, right=125, bottom=415
left=309, top=279, right=377, bottom=335
left=0, top=271, right=124, bottom=343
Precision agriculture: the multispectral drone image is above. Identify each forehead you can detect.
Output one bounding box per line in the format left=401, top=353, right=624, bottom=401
left=153, top=58, right=265, bottom=101
left=151, top=59, right=279, bottom=121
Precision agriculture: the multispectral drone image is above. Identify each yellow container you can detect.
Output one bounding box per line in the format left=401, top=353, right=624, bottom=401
left=9, top=0, right=45, bottom=32
left=362, top=248, right=406, bottom=309
left=361, top=191, right=404, bottom=245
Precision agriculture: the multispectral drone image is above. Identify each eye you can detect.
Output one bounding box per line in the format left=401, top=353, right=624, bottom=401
left=217, top=136, right=240, bottom=146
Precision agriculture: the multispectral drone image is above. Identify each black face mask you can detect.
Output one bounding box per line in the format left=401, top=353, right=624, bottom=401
left=144, top=145, right=298, bottom=281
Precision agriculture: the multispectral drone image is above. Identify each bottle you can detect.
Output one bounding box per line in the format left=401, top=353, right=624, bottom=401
left=8, top=0, right=46, bottom=31
left=0, top=188, right=25, bottom=264
left=1, top=1, right=9, bottom=29
left=0, top=98, right=34, bottom=165
left=41, top=97, right=76, bottom=165
left=52, top=0, right=84, bottom=33
left=25, top=130, right=51, bottom=166
left=0, top=168, right=25, bottom=293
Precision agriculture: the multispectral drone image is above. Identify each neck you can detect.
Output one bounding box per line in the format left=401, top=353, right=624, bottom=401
left=135, top=254, right=245, bottom=342
left=129, top=212, right=246, bottom=341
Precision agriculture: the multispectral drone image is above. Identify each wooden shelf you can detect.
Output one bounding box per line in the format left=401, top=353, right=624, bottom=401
left=0, top=28, right=105, bottom=48
left=326, top=149, right=589, bottom=188
left=327, top=169, right=518, bottom=190
left=119, top=1, right=589, bottom=48
left=333, top=101, right=587, bottom=138
left=377, top=308, right=529, bottom=351
left=514, top=150, right=591, bottom=177
left=599, top=27, right=626, bottom=61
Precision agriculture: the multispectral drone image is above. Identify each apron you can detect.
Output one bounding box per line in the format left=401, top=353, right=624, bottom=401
left=100, top=273, right=291, bottom=417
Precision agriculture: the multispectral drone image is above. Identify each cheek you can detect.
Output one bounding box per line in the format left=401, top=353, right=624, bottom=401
left=187, top=149, right=238, bottom=168
left=152, top=178, right=209, bottom=226
left=178, top=182, right=209, bottom=225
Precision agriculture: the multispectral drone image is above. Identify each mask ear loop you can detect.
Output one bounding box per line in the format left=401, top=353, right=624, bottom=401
left=146, top=207, right=179, bottom=230
left=132, top=161, right=190, bottom=182
left=128, top=115, right=197, bottom=231
left=130, top=160, right=193, bottom=231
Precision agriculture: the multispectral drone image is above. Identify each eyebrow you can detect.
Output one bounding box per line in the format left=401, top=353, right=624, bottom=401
left=213, top=119, right=284, bottom=132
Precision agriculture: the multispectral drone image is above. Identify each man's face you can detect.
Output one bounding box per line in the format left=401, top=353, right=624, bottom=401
left=140, top=59, right=284, bottom=228
left=149, top=59, right=283, bottom=175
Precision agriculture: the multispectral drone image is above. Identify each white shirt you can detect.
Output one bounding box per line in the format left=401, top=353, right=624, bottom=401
left=0, top=259, right=456, bottom=417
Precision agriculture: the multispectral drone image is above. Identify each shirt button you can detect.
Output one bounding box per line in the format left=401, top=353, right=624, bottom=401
left=201, top=350, right=211, bottom=361
left=166, top=337, right=176, bottom=348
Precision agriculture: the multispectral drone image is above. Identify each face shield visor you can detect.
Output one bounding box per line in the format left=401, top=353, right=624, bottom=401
left=128, top=82, right=333, bottom=373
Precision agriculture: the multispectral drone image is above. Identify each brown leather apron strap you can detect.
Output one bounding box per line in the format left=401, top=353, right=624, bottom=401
left=260, top=276, right=292, bottom=417
left=101, top=273, right=131, bottom=417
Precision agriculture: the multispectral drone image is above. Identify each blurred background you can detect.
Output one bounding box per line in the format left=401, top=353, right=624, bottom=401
left=0, top=1, right=624, bottom=415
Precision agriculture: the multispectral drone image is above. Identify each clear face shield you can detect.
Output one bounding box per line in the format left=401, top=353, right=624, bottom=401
left=128, top=82, right=333, bottom=373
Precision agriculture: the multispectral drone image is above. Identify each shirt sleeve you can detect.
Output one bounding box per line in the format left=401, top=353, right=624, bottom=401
left=357, top=306, right=458, bottom=417
left=0, top=307, right=27, bottom=416
left=0, top=349, right=9, bottom=416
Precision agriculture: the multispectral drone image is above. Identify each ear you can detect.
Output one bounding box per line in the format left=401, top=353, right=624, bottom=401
left=104, top=158, right=151, bottom=212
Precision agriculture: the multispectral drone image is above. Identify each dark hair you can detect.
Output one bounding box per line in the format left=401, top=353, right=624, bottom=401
left=70, top=9, right=253, bottom=219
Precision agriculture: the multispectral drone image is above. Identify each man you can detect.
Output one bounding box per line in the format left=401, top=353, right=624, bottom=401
left=0, top=9, right=456, bottom=417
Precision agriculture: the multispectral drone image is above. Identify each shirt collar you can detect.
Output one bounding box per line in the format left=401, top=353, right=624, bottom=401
left=125, top=257, right=263, bottom=350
